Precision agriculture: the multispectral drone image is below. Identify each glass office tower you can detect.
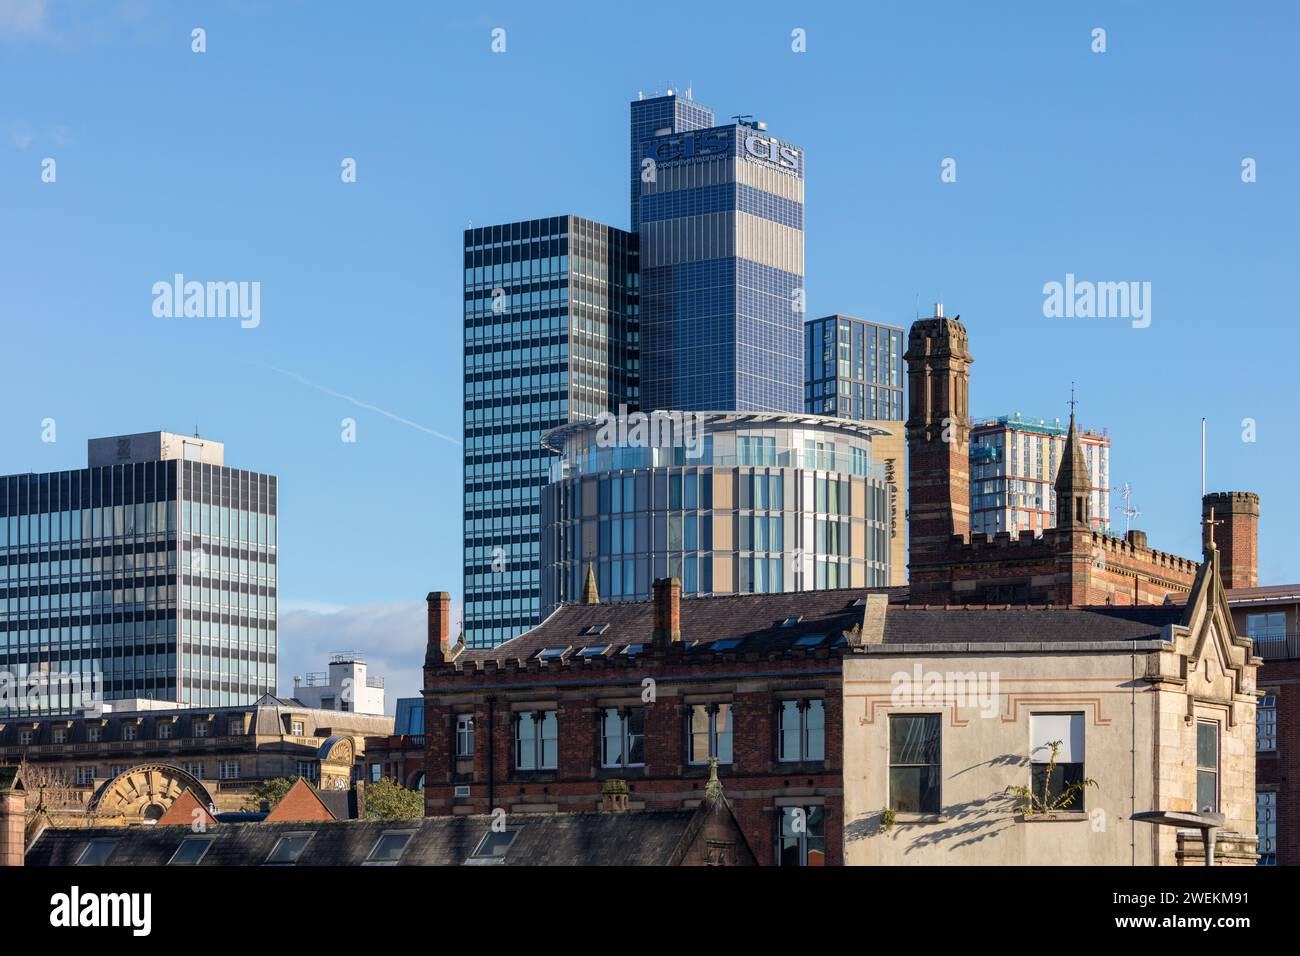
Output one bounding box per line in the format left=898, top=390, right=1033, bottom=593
left=0, top=432, right=277, bottom=716
left=804, top=315, right=904, bottom=421
left=637, top=118, right=805, bottom=414
left=629, top=91, right=715, bottom=233
left=462, top=215, right=637, bottom=648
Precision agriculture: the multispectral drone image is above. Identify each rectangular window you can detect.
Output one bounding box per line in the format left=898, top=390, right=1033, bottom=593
left=778, top=805, right=826, bottom=866
left=888, top=714, right=941, bottom=813
left=18, top=730, right=33, bottom=746
left=1257, top=791, right=1277, bottom=866
left=264, top=832, right=314, bottom=866
left=121, top=723, right=137, bottom=741
left=168, top=836, right=215, bottom=865
left=75, top=766, right=96, bottom=786
left=688, top=704, right=733, bottom=765
left=75, top=838, right=119, bottom=866
left=290, top=720, right=305, bottom=736
left=193, top=721, right=210, bottom=738
left=514, top=711, right=558, bottom=771
left=1029, top=713, right=1087, bottom=812
left=455, top=715, right=475, bottom=757
left=86, top=726, right=102, bottom=743
left=227, top=719, right=243, bottom=736
left=370, top=763, right=383, bottom=783
left=157, top=723, right=174, bottom=740
left=218, top=761, right=240, bottom=780
left=363, top=830, right=415, bottom=866
left=52, top=728, right=67, bottom=744
left=600, top=708, right=646, bottom=768
left=778, top=699, right=825, bottom=762
left=1196, top=720, right=1220, bottom=813
left=1257, top=695, right=1278, bottom=752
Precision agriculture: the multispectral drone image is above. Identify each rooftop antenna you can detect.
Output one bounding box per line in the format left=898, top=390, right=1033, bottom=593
left=194, top=425, right=200, bottom=438
left=1112, top=482, right=1141, bottom=536
left=1068, top=382, right=1078, bottom=419
left=1201, top=417, right=1207, bottom=498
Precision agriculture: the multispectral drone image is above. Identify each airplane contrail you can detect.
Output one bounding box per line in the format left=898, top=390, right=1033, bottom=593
left=260, top=364, right=461, bottom=446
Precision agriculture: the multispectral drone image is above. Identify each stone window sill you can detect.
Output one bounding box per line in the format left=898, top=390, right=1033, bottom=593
left=1016, top=813, right=1089, bottom=823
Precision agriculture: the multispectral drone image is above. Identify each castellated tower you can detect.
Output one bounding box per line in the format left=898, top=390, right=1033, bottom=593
left=904, top=304, right=973, bottom=559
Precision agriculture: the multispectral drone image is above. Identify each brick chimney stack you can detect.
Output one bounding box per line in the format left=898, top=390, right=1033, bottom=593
left=0, top=768, right=25, bottom=867
left=1202, top=492, right=1260, bottom=590
left=424, top=591, right=453, bottom=670
left=652, top=577, right=681, bottom=645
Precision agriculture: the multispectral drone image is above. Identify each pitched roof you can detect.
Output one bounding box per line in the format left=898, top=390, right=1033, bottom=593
left=24, top=810, right=727, bottom=866
left=441, top=587, right=1182, bottom=668
left=448, top=587, right=911, bottom=666
left=264, top=778, right=337, bottom=823
left=870, top=603, right=1182, bottom=649
left=156, top=788, right=217, bottom=828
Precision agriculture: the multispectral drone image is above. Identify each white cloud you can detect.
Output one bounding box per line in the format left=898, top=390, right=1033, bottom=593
left=277, top=599, right=454, bottom=714
left=0, top=0, right=47, bottom=36
left=9, top=122, right=34, bottom=150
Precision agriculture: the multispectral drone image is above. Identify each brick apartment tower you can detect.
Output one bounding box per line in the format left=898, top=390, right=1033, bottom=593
left=904, top=304, right=973, bottom=562
left=1202, top=491, right=1260, bottom=590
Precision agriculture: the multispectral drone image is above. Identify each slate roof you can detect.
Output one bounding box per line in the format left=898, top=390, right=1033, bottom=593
left=450, top=587, right=911, bottom=666
left=443, top=587, right=1182, bottom=667
left=25, top=810, right=707, bottom=867
left=871, top=603, right=1183, bottom=648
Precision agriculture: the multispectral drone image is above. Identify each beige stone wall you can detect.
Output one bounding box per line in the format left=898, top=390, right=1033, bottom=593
left=844, top=650, right=1162, bottom=865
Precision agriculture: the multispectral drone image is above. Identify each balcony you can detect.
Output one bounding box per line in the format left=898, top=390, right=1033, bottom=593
left=1251, top=631, right=1300, bottom=662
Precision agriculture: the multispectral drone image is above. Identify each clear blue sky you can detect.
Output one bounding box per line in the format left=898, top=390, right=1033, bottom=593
left=3, top=1, right=1297, bottom=702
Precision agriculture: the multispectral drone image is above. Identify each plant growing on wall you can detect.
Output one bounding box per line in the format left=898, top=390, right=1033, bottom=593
left=1005, top=740, right=1096, bottom=816
left=880, top=807, right=897, bottom=834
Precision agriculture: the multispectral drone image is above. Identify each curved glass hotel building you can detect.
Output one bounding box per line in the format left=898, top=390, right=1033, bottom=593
left=538, top=412, right=893, bottom=613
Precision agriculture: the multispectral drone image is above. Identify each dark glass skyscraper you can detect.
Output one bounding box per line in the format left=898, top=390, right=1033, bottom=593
left=462, top=216, right=637, bottom=648
left=635, top=112, right=806, bottom=413
left=629, top=91, right=714, bottom=233
left=0, top=432, right=278, bottom=716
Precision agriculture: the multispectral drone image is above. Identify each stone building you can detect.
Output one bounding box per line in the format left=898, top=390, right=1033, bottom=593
left=842, top=543, right=1259, bottom=865
left=0, top=694, right=391, bottom=823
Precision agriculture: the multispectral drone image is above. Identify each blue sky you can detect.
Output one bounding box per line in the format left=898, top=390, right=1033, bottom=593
left=2, top=1, right=1297, bottom=704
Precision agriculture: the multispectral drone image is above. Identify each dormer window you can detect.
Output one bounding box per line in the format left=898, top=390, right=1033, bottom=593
left=535, top=647, right=569, bottom=661
left=193, top=720, right=210, bottom=738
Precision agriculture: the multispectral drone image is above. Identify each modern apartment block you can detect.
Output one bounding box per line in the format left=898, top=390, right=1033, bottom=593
left=969, top=412, right=1111, bottom=537
left=804, top=314, right=906, bottom=584
left=636, top=107, right=805, bottom=413
left=804, top=314, right=904, bottom=422
left=462, top=216, right=638, bottom=648
left=0, top=431, right=277, bottom=715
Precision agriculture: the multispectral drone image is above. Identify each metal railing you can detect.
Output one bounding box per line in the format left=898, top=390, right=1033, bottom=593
left=1251, top=631, right=1300, bottom=661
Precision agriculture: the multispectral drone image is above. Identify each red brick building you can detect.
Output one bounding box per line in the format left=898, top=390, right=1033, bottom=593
left=421, top=584, right=880, bottom=865
left=905, top=310, right=1202, bottom=606
left=1226, top=582, right=1297, bottom=866
left=419, top=309, right=1268, bottom=866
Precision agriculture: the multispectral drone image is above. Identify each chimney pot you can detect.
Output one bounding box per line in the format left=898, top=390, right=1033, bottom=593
left=652, top=578, right=682, bottom=645
left=425, top=591, right=453, bottom=671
